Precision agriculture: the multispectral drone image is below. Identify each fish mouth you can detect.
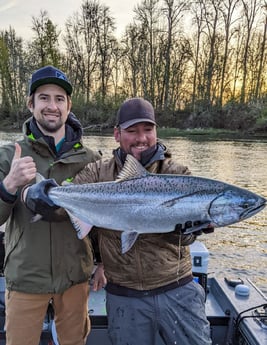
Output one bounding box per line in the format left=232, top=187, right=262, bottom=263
left=241, top=200, right=266, bottom=219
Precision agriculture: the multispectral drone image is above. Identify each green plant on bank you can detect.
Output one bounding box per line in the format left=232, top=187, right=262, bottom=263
left=253, top=108, right=267, bottom=130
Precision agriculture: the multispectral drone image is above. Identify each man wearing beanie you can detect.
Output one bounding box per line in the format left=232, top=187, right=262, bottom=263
left=24, top=97, right=212, bottom=345
left=0, top=65, right=104, bottom=345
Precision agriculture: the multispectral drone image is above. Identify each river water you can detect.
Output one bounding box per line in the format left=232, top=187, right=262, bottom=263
left=0, top=132, right=266, bottom=294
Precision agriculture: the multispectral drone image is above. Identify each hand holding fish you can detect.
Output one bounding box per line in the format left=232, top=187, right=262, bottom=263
left=23, top=179, right=60, bottom=221
left=174, top=223, right=214, bottom=236
left=194, top=227, right=215, bottom=236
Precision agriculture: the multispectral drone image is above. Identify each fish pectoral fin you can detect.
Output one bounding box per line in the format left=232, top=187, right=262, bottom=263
left=67, top=211, right=93, bottom=239
left=121, top=231, right=139, bottom=254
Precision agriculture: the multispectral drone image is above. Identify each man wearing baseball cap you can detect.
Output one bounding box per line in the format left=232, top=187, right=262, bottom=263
left=24, top=96, right=212, bottom=345
left=0, top=65, right=104, bottom=345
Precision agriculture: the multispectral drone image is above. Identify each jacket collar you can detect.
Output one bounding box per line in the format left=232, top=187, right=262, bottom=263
left=113, top=141, right=168, bottom=169
left=23, top=112, right=83, bottom=156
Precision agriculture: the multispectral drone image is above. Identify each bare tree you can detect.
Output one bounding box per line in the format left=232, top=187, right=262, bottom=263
left=161, top=0, right=189, bottom=110
left=190, top=0, right=206, bottom=112
left=218, top=0, right=240, bottom=107
left=254, top=2, right=267, bottom=100
left=64, top=2, right=99, bottom=103
left=0, top=28, right=27, bottom=121
left=240, top=0, right=260, bottom=103
left=134, top=0, right=160, bottom=102
left=30, top=10, right=61, bottom=66
left=93, top=3, right=116, bottom=101
left=121, top=24, right=143, bottom=96
left=202, top=0, right=221, bottom=110
left=64, top=1, right=116, bottom=104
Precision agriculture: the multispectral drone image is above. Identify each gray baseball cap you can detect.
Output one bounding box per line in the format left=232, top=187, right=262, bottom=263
left=116, top=98, right=157, bottom=129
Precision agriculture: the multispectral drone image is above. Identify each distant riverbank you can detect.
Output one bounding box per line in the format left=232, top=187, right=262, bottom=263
left=155, top=127, right=267, bottom=140
left=71, top=127, right=267, bottom=140
left=1, top=126, right=266, bottom=142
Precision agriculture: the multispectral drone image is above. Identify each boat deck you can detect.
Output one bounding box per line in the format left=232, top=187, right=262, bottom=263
left=85, top=275, right=267, bottom=345
left=0, top=240, right=266, bottom=344
left=0, top=276, right=266, bottom=345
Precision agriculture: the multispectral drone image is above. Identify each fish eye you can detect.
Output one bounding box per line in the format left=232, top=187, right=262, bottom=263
left=242, top=203, right=249, bottom=209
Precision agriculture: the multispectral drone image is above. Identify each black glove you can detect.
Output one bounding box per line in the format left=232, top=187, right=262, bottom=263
left=172, top=224, right=196, bottom=246
left=24, top=179, right=60, bottom=220
left=177, top=221, right=215, bottom=236
left=174, top=222, right=214, bottom=240
left=194, top=227, right=215, bottom=236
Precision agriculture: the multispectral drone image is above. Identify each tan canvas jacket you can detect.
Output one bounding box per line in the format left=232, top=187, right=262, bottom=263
left=74, top=149, right=195, bottom=290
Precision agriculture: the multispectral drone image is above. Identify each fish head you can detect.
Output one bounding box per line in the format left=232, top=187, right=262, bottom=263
left=209, top=188, right=266, bottom=227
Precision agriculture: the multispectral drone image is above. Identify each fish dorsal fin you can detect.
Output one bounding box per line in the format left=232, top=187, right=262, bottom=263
left=116, top=154, right=149, bottom=182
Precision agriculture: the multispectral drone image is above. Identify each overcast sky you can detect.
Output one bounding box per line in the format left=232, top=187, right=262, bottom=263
left=0, top=0, right=140, bottom=39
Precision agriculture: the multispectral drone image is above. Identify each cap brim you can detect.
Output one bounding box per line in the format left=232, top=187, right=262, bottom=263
left=119, top=118, right=157, bottom=129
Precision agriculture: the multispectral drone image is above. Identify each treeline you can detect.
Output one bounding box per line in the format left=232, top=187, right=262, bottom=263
left=0, top=0, right=267, bottom=132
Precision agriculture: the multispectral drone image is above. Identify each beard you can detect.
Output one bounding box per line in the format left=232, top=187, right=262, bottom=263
left=36, top=116, right=64, bottom=133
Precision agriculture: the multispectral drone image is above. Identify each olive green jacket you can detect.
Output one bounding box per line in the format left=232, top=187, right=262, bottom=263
left=74, top=148, right=195, bottom=290
left=0, top=117, right=101, bottom=293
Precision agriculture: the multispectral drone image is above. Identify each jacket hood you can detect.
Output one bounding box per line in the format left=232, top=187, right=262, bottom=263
left=23, top=112, right=83, bottom=156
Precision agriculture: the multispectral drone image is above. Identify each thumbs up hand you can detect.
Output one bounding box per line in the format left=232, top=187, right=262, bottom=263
left=3, top=143, right=37, bottom=194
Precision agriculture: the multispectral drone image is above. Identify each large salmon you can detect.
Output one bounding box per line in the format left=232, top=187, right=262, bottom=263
left=43, top=155, right=266, bottom=253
